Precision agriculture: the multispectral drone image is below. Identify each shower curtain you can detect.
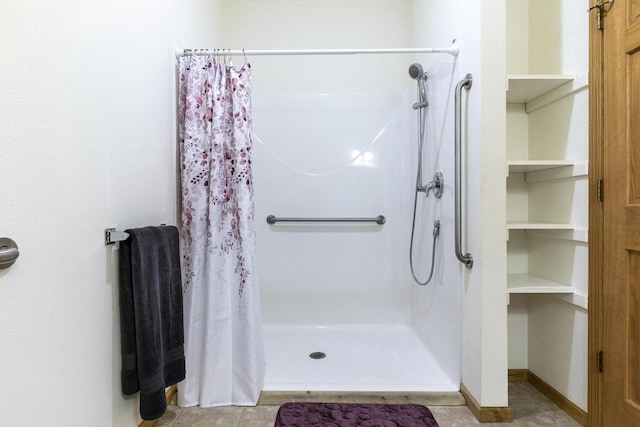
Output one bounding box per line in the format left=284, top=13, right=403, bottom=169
left=177, top=55, right=265, bottom=407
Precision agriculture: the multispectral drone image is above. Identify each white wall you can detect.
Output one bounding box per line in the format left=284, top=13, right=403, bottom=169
left=0, top=1, right=221, bottom=425
left=176, top=0, right=223, bottom=49
left=220, top=0, right=411, bottom=94
left=475, top=0, right=509, bottom=407
left=528, top=0, right=588, bottom=75
left=411, top=0, right=508, bottom=408
left=506, top=0, right=529, bottom=75
left=528, top=296, right=588, bottom=409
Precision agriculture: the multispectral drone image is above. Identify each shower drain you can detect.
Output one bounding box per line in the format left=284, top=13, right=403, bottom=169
left=309, top=351, right=326, bottom=360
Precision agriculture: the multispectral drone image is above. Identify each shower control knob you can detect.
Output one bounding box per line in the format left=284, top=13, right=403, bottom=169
left=426, top=172, right=444, bottom=199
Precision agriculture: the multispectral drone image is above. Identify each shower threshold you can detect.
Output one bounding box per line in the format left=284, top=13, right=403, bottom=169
left=258, top=389, right=465, bottom=406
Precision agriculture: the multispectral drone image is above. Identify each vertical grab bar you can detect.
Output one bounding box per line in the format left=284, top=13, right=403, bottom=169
left=455, top=74, right=474, bottom=269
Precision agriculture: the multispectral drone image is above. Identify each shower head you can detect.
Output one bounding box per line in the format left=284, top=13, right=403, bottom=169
left=408, top=63, right=425, bottom=80
left=409, top=63, right=428, bottom=109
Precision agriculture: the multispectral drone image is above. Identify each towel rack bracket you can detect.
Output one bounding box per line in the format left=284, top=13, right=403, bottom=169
left=105, top=228, right=130, bottom=245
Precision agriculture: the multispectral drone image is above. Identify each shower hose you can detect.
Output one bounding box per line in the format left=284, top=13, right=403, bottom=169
left=409, top=94, right=440, bottom=286
left=409, top=195, right=440, bottom=286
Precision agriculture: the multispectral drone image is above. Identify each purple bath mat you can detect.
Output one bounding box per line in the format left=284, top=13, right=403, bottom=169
left=274, top=402, right=439, bottom=427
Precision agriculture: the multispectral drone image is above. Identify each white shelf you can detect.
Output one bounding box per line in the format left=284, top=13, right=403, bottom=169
left=507, top=274, right=588, bottom=309
left=507, top=221, right=574, bottom=230
left=508, top=227, right=587, bottom=242
left=525, top=229, right=588, bottom=243
left=506, top=75, right=575, bottom=104
left=505, top=73, right=588, bottom=310
left=507, top=161, right=588, bottom=181
left=507, top=223, right=578, bottom=242
left=507, top=273, right=575, bottom=294
left=507, top=160, right=575, bottom=173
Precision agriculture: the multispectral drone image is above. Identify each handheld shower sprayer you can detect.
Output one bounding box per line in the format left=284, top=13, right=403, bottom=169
left=408, top=63, right=423, bottom=79
left=409, top=63, right=428, bottom=110
left=408, top=62, right=443, bottom=286
left=408, top=63, right=442, bottom=198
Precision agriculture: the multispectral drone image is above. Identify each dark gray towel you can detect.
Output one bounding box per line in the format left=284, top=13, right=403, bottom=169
left=118, top=225, right=185, bottom=421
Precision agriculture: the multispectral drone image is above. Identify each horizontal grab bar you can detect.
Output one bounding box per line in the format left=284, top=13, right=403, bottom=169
left=266, top=215, right=386, bottom=225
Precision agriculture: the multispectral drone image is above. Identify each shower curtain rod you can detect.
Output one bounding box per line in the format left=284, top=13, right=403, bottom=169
left=176, top=44, right=459, bottom=58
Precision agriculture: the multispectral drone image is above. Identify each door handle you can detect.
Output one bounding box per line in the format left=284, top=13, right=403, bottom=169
left=0, top=238, right=19, bottom=269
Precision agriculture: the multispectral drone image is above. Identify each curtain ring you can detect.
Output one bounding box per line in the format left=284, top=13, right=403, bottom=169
left=243, top=48, right=247, bottom=65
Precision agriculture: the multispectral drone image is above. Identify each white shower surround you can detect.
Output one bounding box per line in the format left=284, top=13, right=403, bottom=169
left=251, top=81, right=461, bottom=391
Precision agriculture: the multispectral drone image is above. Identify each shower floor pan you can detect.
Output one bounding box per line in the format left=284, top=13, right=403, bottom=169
left=262, top=324, right=458, bottom=392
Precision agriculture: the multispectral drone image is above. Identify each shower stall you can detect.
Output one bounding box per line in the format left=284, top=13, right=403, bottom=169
left=253, top=86, right=459, bottom=392
left=218, top=0, right=473, bottom=394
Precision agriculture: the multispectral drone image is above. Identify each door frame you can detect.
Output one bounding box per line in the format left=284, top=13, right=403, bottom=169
left=588, top=1, right=605, bottom=426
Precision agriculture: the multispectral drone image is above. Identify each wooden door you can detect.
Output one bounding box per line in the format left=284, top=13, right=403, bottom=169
left=592, top=0, right=640, bottom=425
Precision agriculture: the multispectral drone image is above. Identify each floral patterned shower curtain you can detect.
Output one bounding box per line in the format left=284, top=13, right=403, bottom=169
left=177, top=55, right=265, bottom=407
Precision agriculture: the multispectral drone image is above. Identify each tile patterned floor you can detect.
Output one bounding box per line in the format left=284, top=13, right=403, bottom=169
left=156, top=382, right=582, bottom=427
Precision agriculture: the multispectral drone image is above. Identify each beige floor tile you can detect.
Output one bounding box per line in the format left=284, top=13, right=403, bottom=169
left=171, top=406, right=243, bottom=427
left=237, top=405, right=280, bottom=427
left=429, top=406, right=500, bottom=427
left=503, top=411, right=568, bottom=426
left=549, top=410, right=583, bottom=427
left=504, top=383, right=581, bottom=427
left=154, top=405, right=182, bottom=427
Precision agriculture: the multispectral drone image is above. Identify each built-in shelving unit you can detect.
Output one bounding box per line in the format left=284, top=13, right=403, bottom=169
left=506, top=0, right=589, bottom=403
left=505, top=73, right=588, bottom=305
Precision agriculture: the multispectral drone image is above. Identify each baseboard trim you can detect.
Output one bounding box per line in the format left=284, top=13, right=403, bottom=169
left=508, top=369, right=529, bottom=382
left=508, top=369, right=587, bottom=426
left=460, top=384, right=513, bottom=423
left=138, top=385, right=178, bottom=427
